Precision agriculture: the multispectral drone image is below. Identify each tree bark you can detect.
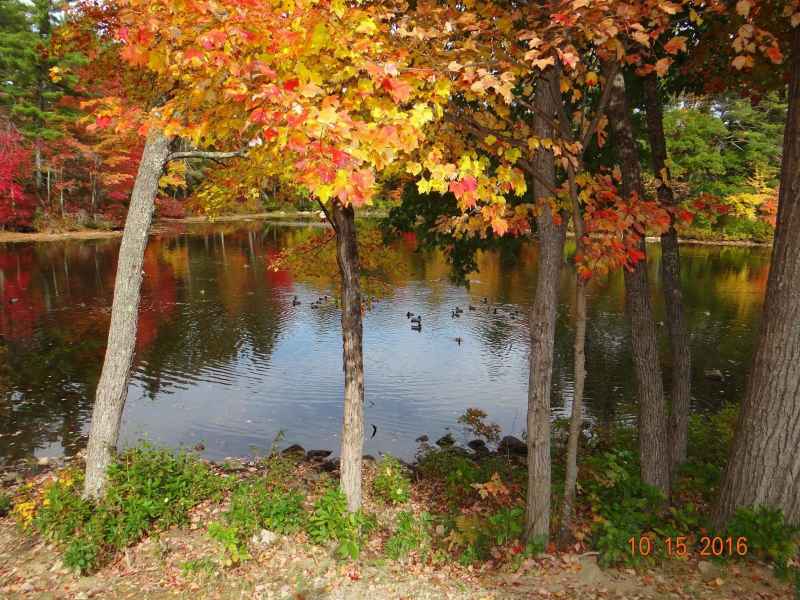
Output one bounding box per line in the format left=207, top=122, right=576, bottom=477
left=331, top=200, right=365, bottom=512
left=559, top=168, right=586, bottom=546
left=83, top=129, right=171, bottom=500
left=714, top=27, right=800, bottom=526
left=643, top=74, right=691, bottom=471
left=525, top=66, right=566, bottom=543
left=607, top=72, right=671, bottom=496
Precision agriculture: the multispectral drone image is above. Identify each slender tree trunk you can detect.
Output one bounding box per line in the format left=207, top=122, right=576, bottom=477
left=83, top=129, right=171, bottom=500
left=525, top=66, right=565, bottom=543
left=35, top=143, right=42, bottom=191
left=559, top=168, right=587, bottom=545
left=331, top=200, right=365, bottom=512
left=607, top=72, right=671, bottom=496
left=643, top=75, right=691, bottom=471
left=714, top=27, right=800, bottom=525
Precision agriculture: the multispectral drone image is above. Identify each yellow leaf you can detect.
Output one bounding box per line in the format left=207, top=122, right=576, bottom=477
left=659, top=1, right=680, bottom=14
left=632, top=31, right=650, bottom=47
left=331, top=0, right=345, bottom=18
left=311, top=22, right=329, bottom=49
left=410, top=103, right=434, bottom=128
left=484, top=134, right=497, bottom=145
left=529, top=56, right=555, bottom=70
left=355, top=18, right=377, bottom=35
left=406, top=162, right=422, bottom=176
left=736, top=0, right=751, bottom=17
left=316, top=106, right=338, bottom=125
left=732, top=54, right=753, bottom=70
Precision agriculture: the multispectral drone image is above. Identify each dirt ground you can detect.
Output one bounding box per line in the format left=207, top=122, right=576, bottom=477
left=0, top=510, right=793, bottom=600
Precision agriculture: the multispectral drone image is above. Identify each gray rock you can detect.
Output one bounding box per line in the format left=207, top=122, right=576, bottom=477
left=467, top=439, right=487, bottom=451
left=306, top=449, right=332, bottom=461
left=697, top=560, right=720, bottom=579
left=498, top=435, right=527, bottom=455
left=251, top=529, right=279, bottom=548
left=704, top=369, right=725, bottom=381
left=281, top=444, right=306, bottom=456
left=320, top=458, right=340, bottom=473
left=415, top=435, right=429, bottom=443
left=577, top=555, right=606, bottom=586
left=436, top=433, right=455, bottom=448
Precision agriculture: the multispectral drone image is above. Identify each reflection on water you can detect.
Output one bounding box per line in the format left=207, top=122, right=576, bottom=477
left=0, top=221, right=771, bottom=463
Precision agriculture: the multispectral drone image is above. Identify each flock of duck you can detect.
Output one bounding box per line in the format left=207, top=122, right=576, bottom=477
left=289, top=293, right=523, bottom=346
left=404, top=297, right=523, bottom=344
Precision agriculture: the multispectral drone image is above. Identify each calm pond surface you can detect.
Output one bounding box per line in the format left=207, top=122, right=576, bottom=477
left=0, top=220, right=771, bottom=464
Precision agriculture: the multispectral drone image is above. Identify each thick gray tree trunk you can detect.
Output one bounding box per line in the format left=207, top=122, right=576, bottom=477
left=643, top=75, right=691, bottom=471
left=608, top=73, right=671, bottom=496
left=525, top=66, right=565, bottom=543
left=331, top=201, right=365, bottom=512
left=83, top=129, right=171, bottom=500
left=714, top=27, right=800, bottom=525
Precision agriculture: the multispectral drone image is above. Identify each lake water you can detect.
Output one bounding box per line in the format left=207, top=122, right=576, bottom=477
left=0, top=220, right=771, bottom=464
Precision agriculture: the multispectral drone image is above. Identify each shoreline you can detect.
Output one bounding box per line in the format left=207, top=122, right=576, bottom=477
left=1, top=212, right=772, bottom=247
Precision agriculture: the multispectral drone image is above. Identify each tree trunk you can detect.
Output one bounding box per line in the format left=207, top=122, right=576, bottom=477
left=643, top=75, right=691, bottom=471
left=83, top=129, right=171, bottom=500
left=525, top=66, right=565, bottom=543
left=559, top=168, right=587, bottom=546
left=607, top=72, right=671, bottom=496
left=35, top=143, right=42, bottom=191
left=331, top=200, right=365, bottom=512
left=714, top=27, right=800, bottom=526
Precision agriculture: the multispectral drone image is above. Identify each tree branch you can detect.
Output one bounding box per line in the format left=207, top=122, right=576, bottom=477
left=317, top=199, right=337, bottom=234
left=166, top=148, right=247, bottom=162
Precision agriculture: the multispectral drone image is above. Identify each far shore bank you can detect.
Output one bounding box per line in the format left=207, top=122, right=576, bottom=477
left=1, top=211, right=772, bottom=247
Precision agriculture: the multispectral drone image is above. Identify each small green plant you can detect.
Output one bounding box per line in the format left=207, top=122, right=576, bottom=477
left=724, top=506, right=799, bottom=576
left=487, top=506, right=523, bottom=546
left=0, top=493, right=11, bottom=517
left=208, top=522, right=251, bottom=566
left=307, top=487, right=375, bottom=559
left=385, top=511, right=432, bottom=560
left=373, top=455, right=411, bottom=504
left=180, top=557, right=217, bottom=577
left=63, top=536, right=101, bottom=575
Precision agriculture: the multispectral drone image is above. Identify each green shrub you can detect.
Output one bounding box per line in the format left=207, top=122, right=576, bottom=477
left=582, top=449, right=666, bottom=567
left=208, top=522, right=251, bottom=566
left=307, top=487, right=375, bottom=559
left=29, top=446, right=227, bottom=574
left=102, top=445, right=226, bottom=548
left=0, top=493, right=10, bottom=517
left=487, top=506, right=523, bottom=546
left=373, top=455, right=411, bottom=504
left=223, top=479, right=305, bottom=542
left=724, top=507, right=799, bottom=576
left=385, top=511, right=432, bottom=560
left=63, top=535, right=102, bottom=575
left=687, top=405, right=738, bottom=469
